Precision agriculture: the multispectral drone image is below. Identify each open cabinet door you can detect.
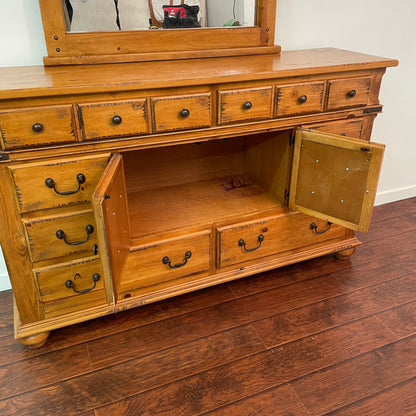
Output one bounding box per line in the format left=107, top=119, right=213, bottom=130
left=92, top=154, right=131, bottom=304
left=289, top=128, right=385, bottom=233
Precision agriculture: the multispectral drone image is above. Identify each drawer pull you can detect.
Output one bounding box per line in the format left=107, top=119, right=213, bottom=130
left=45, top=173, right=86, bottom=195
left=298, top=95, right=308, bottom=104
left=32, top=123, right=44, bottom=133
left=347, top=89, right=357, bottom=98
left=162, top=250, right=192, bottom=268
left=56, top=224, right=94, bottom=245
left=65, top=272, right=100, bottom=294
left=310, top=221, right=332, bottom=234
left=243, top=101, right=253, bottom=110
left=180, top=108, right=190, bottom=118
left=112, top=115, right=122, bottom=124
left=238, top=234, right=264, bottom=252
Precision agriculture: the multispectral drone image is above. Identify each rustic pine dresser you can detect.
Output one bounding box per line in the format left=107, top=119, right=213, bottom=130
left=0, top=0, right=398, bottom=347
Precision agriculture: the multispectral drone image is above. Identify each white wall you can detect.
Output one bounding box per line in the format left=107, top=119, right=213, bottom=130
left=0, top=0, right=414, bottom=291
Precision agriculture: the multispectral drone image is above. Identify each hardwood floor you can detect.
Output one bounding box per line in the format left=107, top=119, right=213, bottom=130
left=0, top=197, right=415, bottom=415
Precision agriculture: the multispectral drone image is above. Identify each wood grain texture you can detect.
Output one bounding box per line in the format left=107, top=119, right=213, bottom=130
left=0, top=198, right=414, bottom=416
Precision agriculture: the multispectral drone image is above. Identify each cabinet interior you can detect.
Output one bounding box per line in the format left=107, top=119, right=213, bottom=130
left=121, top=130, right=293, bottom=240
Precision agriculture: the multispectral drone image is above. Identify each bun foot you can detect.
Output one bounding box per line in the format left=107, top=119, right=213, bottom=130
left=18, top=331, right=50, bottom=349
left=334, top=247, right=356, bottom=260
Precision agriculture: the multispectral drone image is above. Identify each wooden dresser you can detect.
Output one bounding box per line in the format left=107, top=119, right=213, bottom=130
left=0, top=48, right=398, bottom=347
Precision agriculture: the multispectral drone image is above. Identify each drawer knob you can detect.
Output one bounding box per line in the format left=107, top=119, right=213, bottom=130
left=243, top=101, right=253, bottom=110
left=112, top=115, right=123, bottom=124
left=310, top=221, right=332, bottom=234
left=32, top=123, right=44, bottom=133
left=238, top=233, right=264, bottom=252
left=65, top=272, right=100, bottom=294
left=180, top=108, right=190, bottom=118
left=347, top=89, right=357, bottom=98
left=56, top=224, right=94, bottom=245
left=162, top=250, right=192, bottom=269
left=45, top=173, right=86, bottom=195
left=298, top=95, right=308, bottom=104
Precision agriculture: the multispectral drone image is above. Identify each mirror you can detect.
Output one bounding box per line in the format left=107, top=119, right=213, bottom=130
left=39, top=0, right=279, bottom=65
left=63, top=0, right=257, bottom=32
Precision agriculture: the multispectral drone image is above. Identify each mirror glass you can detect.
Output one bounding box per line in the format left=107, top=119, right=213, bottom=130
left=63, top=0, right=257, bottom=32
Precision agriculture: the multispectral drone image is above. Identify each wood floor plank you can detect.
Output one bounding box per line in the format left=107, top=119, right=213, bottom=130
left=86, top=248, right=415, bottom=369
left=252, top=272, right=416, bottom=347
left=376, top=300, right=416, bottom=338
left=201, top=384, right=309, bottom=416
left=0, top=325, right=264, bottom=416
left=0, top=290, right=12, bottom=315
left=291, top=335, right=416, bottom=415
left=0, top=344, right=91, bottom=399
left=93, top=317, right=397, bottom=416
left=329, top=377, right=416, bottom=416
left=372, top=197, right=416, bottom=223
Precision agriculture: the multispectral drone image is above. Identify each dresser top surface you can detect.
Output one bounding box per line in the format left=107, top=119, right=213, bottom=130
left=0, top=48, right=398, bottom=100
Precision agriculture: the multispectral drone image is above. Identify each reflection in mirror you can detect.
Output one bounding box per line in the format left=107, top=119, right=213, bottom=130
left=62, top=0, right=256, bottom=32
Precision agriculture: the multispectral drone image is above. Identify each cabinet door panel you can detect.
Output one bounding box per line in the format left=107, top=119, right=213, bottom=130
left=92, top=154, right=130, bottom=301
left=289, top=128, right=384, bottom=233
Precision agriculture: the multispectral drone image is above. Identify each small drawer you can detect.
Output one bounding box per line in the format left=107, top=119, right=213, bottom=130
left=307, top=118, right=364, bottom=139
left=120, top=230, right=211, bottom=298
left=9, top=153, right=110, bottom=214
left=275, top=82, right=325, bottom=117
left=0, top=105, right=76, bottom=150
left=23, top=210, right=98, bottom=262
left=151, top=93, right=211, bottom=133
left=34, top=257, right=105, bottom=316
left=217, top=212, right=346, bottom=268
left=327, top=77, right=371, bottom=110
left=78, top=99, right=148, bottom=140
left=218, top=86, right=273, bottom=125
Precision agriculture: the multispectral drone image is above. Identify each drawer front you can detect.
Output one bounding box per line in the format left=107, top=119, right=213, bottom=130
left=24, top=210, right=98, bottom=262
left=35, top=257, right=105, bottom=315
left=151, top=93, right=211, bottom=133
left=9, top=154, right=110, bottom=214
left=307, top=118, right=364, bottom=139
left=327, top=77, right=371, bottom=110
left=217, top=212, right=346, bottom=268
left=120, top=230, right=211, bottom=296
left=276, top=82, right=325, bottom=116
left=218, top=86, right=273, bottom=125
left=78, top=99, right=148, bottom=140
left=0, top=105, right=76, bottom=150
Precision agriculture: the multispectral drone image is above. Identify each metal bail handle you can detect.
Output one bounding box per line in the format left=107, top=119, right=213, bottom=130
left=56, top=224, right=94, bottom=246
left=65, top=272, right=100, bottom=294
left=45, top=173, right=86, bottom=195
left=238, top=233, right=264, bottom=252
left=162, top=250, right=192, bottom=268
left=310, top=221, right=333, bottom=234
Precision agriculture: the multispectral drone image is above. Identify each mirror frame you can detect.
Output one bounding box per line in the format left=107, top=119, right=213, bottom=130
left=39, top=0, right=279, bottom=65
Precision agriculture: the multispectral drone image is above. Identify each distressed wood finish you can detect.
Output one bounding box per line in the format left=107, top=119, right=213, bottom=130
left=0, top=49, right=398, bottom=347
left=0, top=198, right=415, bottom=414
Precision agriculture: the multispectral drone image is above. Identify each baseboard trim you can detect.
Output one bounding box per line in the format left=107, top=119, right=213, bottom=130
left=375, top=185, right=416, bottom=206
left=0, top=273, right=11, bottom=291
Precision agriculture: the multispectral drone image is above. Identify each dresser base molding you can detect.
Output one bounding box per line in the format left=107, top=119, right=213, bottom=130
left=14, top=236, right=361, bottom=347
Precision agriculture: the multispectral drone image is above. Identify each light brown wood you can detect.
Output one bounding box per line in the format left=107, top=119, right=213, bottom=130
left=0, top=105, right=76, bottom=149
left=9, top=154, right=110, bottom=213
left=327, top=77, right=371, bottom=110
left=78, top=99, right=148, bottom=140
left=289, top=128, right=385, bottom=233
left=23, top=209, right=97, bottom=262
left=151, top=92, right=211, bottom=133
left=0, top=49, right=397, bottom=347
left=218, top=86, right=273, bottom=125
left=38, top=0, right=279, bottom=65
left=276, top=81, right=325, bottom=116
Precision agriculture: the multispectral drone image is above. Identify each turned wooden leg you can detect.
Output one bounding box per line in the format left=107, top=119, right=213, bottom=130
left=17, top=331, right=50, bottom=349
left=334, top=247, right=356, bottom=261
